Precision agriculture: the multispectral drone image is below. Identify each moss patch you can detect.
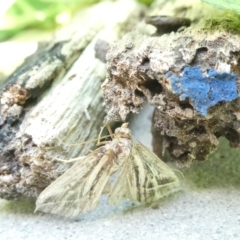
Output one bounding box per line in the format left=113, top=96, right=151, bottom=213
left=204, top=11, right=240, bottom=33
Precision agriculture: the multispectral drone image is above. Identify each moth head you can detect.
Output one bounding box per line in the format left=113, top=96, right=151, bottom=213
left=114, top=123, right=131, bottom=139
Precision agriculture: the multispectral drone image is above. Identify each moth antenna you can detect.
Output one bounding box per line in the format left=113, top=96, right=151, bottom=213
left=41, top=134, right=114, bottom=150
left=131, top=135, right=138, bottom=143
left=171, top=168, right=185, bottom=178
left=62, top=134, right=113, bottom=146
left=50, top=156, right=86, bottom=163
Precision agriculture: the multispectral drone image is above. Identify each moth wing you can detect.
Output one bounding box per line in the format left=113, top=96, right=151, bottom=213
left=35, top=147, right=118, bottom=218
left=126, top=143, right=179, bottom=203
left=108, top=162, right=129, bottom=206
left=102, top=179, right=111, bottom=194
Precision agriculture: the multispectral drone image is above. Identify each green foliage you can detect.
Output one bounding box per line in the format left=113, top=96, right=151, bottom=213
left=138, top=0, right=154, bottom=6
left=0, top=0, right=101, bottom=42
left=0, top=0, right=153, bottom=42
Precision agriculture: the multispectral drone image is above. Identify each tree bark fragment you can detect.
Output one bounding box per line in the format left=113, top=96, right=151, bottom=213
left=103, top=0, right=240, bottom=166
left=0, top=0, right=144, bottom=199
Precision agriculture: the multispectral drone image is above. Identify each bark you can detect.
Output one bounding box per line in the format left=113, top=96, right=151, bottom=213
left=103, top=0, right=240, bottom=166
left=0, top=0, right=144, bottom=199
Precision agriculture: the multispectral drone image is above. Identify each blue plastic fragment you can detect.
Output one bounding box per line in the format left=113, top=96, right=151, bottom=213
left=167, top=66, right=238, bottom=116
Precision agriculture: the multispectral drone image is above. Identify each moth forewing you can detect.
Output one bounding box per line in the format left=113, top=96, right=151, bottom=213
left=35, top=147, right=118, bottom=218
left=109, top=142, right=179, bottom=205
left=142, top=181, right=180, bottom=203
left=108, top=163, right=129, bottom=205
left=82, top=150, right=117, bottom=196
left=128, top=143, right=179, bottom=203
left=82, top=150, right=119, bottom=211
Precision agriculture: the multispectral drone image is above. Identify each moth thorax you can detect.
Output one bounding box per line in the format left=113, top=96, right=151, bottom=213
left=115, top=143, right=131, bottom=161
left=114, top=124, right=131, bottom=139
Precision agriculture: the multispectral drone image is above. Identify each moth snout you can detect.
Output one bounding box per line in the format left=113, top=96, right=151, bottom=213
left=114, top=123, right=132, bottom=139
left=121, top=122, right=129, bottom=128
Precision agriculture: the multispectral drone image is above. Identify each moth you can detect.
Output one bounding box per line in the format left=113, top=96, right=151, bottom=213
left=35, top=123, right=179, bottom=218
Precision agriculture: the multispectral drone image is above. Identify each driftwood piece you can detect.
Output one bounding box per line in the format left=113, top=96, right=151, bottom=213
left=0, top=0, right=144, bottom=199
left=103, top=0, right=240, bottom=166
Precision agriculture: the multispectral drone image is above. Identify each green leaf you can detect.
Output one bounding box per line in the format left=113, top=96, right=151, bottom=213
left=201, top=0, right=240, bottom=13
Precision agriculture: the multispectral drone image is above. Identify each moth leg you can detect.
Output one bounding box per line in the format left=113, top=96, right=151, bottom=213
left=51, top=156, right=86, bottom=163
left=97, top=124, right=114, bottom=146
left=106, top=124, right=114, bottom=137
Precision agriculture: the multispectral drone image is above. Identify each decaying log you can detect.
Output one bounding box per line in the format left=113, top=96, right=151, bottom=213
left=103, top=0, right=240, bottom=166
left=0, top=0, right=144, bottom=199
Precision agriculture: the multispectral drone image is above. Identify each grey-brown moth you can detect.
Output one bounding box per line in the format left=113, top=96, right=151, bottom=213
left=35, top=123, right=179, bottom=218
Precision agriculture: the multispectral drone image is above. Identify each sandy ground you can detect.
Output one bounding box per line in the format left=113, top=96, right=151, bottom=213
left=1, top=104, right=240, bottom=240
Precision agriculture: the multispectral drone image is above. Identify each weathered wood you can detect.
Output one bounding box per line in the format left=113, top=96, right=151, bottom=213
left=0, top=0, right=144, bottom=199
